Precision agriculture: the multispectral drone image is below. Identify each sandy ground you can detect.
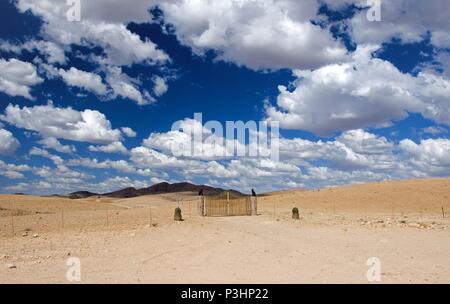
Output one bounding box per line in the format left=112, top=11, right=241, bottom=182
left=1, top=179, right=450, bottom=283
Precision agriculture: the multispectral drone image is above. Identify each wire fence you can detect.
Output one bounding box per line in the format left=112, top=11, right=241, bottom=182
left=1, top=198, right=448, bottom=238
left=0, top=199, right=202, bottom=238
left=257, top=198, right=450, bottom=225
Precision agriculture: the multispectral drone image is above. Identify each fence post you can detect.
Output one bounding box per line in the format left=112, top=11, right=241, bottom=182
left=197, top=196, right=205, bottom=216
left=61, top=209, right=64, bottom=230
left=149, top=207, right=152, bottom=226
left=226, top=191, right=230, bottom=216
left=11, top=213, right=14, bottom=237
left=106, top=207, right=109, bottom=228
left=442, top=206, right=445, bottom=219
left=251, top=196, right=257, bottom=216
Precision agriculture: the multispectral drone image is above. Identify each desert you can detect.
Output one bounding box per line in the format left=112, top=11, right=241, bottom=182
left=1, top=178, right=449, bottom=284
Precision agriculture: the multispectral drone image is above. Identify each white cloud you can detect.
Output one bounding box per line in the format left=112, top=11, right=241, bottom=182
left=0, top=40, right=66, bottom=64
left=88, top=141, right=128, bottom=154
left=0, top=128, right=20, bottom=155
left=38, top=137, right=76, bottom=154
left=67, top=157, right=137, bottom=174
left=152, top=76, right=168, bottom=97
left=8, top=0, right=170, bottom=104
left=121, top=127, right=137, bottom=138
left=0, top=160, right=30, bottom=179
left=33, top=164, right=91, bottom=181
left=8, top=123, right=450, bottom=193
left=422, top=126, right=448, bottom=135
left=336, top=129, right=393, bottom=155
left=58, top=67, right=107, bottom=95
left=436, top=52, right=450, bottom=78
left=30, top=147, right=64, bottom=166
left=95, top=176, right=149, bottom=193
left=346, top=0, right=450, bottom=48
left=150, top=176, right=167, bottom=184
left=3, top=182, right=29, bottom=192
left=159, top=0, right=347, bottom=70
left=29, top=149, right=93, bottom=187
left=106, top=66, right=155, bottom=105
left=399, top=138, right=450, bottom=175
left=142, top=117, right=246, bottom=160
left=0, top=58, right=43, bottom=99
left=266, top=45, right=450, bottom=136
left=280, top=129, right=397, bottom=172
left=130, top=146, right=201, bottom=169
left=15, top=0, right=169, bottom=67
left=79, top=0, right=157, bottom=24
left=1, top=103, right=122, bottom=144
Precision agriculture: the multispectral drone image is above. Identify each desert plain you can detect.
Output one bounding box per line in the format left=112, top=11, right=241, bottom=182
left=1, top=178, right=449, bottom=283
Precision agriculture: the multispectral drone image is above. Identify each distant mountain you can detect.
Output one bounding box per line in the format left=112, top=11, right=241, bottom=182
left=68, top=191, right=99, bottom=199
left=68, top=182, right=244, bottom=199
left=139, top=182, right=224, bottom=196
left=102, top=187, right=139, bottom=198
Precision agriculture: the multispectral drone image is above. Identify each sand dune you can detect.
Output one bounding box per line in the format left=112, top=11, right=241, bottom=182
left=1, top=178, right=449, bottom=283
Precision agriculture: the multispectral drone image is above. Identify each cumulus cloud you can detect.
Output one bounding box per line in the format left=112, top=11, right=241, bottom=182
left=15, top=0, right=168, bottom=66
left=159, top=0, right=347, bottom=70
left=106, top=66, right=155, bottom=105
left=280, top=129, right=397, bottom=172
left=88, top=141, right=128, bottom=154
left=142, top=117, right=249, bottom=160
left=0, top=40, right=66, bottom=64
left=135, top=122, right=450, bottom=191
left=399, top=138, right=450, bottom=176
left=0, top=128, right=20, bottom=155
left=67, top=157, right=136, bottom=174
left=29, top=148, right=93, bottom=189
left=121, top=127, right=137, bottom=138
left=10, top=123, right=450, bottom=193
left=1, top=103, right=122, bottom=144
left=422, top=126, right=448, bottom=136
left=38, top=137, right=76, bottom=154
left=6, top=0, right=170, bottom=104
left=95, top=176, right=149, bottom=193
left=0, top=160, right=30, bottom=179
left=345, top=0, right=450, bottom=48
left=152, top=76, right=168, bottom=96
left=4, top=1, right=450, bottom=194
left=132, top=120, right=402, bottom=190
left=130, top=146, right=201, bottom=169
left=266, top=45, right=450, bottom=136
left=58, top=67, right=107, bottom=95
left=30, top=147, right=64, bottom=166
left=66, top=157, right=161, bottom=178
left=0, top=58, right=43, bottom=99
left=3, top=182, right=29, bottom=192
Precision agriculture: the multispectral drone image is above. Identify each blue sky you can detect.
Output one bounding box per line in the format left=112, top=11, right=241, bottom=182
left=1, top=0, right=450, bottom=194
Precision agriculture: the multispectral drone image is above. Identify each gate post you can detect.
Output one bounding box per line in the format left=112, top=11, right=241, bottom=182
left=197, top=196, right=205, bottom=216
left=251, top=196, right=257, bottom=216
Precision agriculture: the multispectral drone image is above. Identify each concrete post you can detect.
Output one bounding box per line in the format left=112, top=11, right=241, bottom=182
left=251, top=196, right=257, bottom=216
left=197, top=196, right=205, bottom=216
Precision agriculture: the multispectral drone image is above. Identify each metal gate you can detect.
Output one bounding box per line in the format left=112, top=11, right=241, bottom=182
left=204, top=197, right=251, bottom=216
